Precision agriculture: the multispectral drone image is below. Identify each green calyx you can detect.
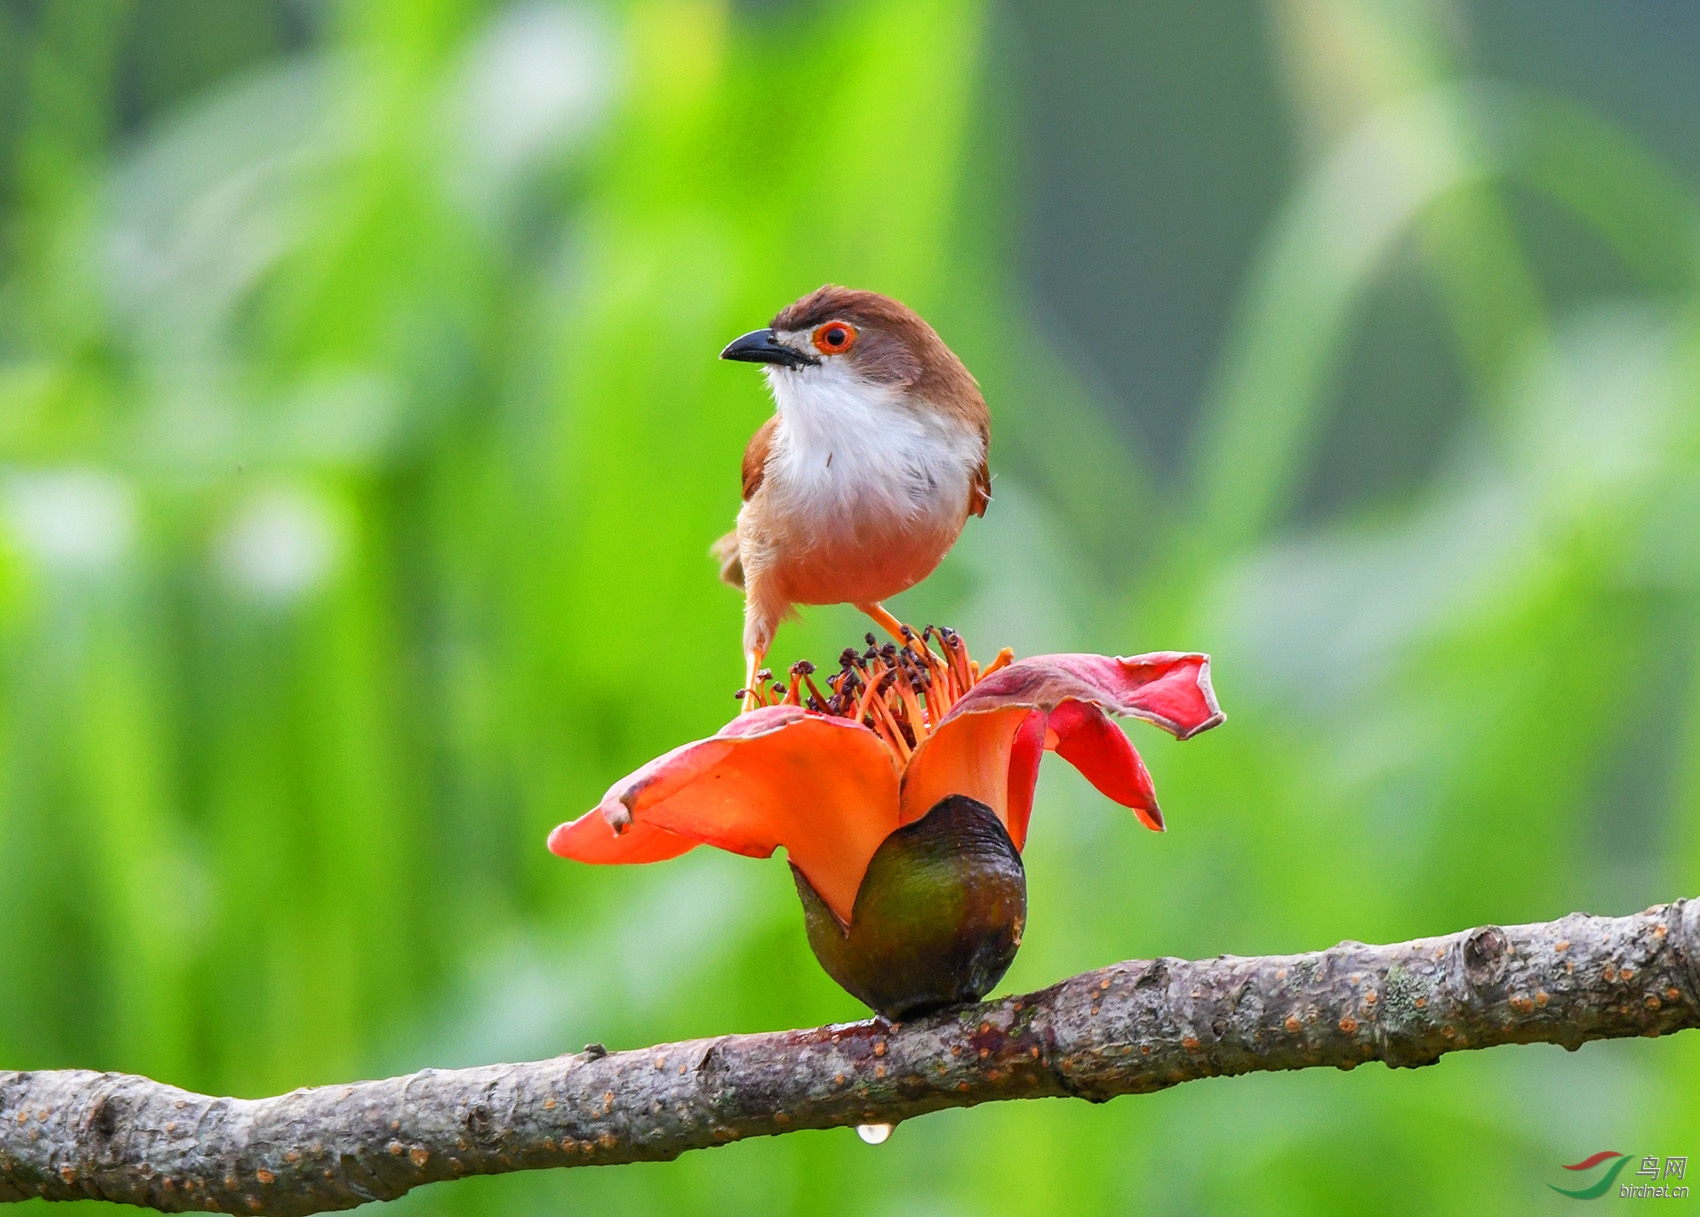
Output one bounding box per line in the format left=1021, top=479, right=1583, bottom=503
left=792, top=794, right=1027, bottom=1020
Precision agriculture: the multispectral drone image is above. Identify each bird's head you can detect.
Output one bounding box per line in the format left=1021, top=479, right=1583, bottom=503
left=719, top=285, right=983, bottom=424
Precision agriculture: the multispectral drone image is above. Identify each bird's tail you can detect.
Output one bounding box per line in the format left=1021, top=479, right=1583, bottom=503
left=710, top=530, right=744, bottom=589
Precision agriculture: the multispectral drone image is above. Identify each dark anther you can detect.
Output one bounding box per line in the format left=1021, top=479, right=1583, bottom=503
left=865, top=632, right=878, bottom=647
left=733, top=688, right=749, bottom=700
left=755, top=668, right=773, bottom=683
left=897, top=652, right=930, bottom=687
left=794, top=664, right=829, bottom=707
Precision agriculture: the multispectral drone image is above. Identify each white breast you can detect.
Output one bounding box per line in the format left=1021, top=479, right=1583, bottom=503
left=762, top=361, right=981, bottom=534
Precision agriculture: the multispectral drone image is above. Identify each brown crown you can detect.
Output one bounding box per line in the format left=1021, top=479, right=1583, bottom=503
left=772, top=286, right=987, bottom=430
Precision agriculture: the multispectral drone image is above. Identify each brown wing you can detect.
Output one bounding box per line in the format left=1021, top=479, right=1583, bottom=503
left=712, top=418, right=777, bottom=590
left=711, top=530, right=743, bottom=588
left=968, top=455, right=991, bottom=518
left=742, top=416, right=777, bottom=501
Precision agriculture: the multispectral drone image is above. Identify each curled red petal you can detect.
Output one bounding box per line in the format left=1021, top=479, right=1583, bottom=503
left=547, top=706, right=901, bottom=925
left=903, top=651, right=1222, bottom=844
left=952, top=651, right=1225, bottom=739
left=1003, top=709, right=1046, bottom=851
left=1048, top=699, right=1162, bottom=831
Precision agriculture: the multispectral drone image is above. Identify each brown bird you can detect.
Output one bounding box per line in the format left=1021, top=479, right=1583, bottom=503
left=715, top=285, right=991, bottom=708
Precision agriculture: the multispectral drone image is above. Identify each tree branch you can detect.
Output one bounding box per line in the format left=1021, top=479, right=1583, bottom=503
left=4, top=899, right=1697, bottom=1215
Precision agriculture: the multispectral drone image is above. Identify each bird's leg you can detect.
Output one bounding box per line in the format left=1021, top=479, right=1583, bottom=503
left=741, top=646, right=768, bottom=713
left=857, top=602, right=927, bottom=657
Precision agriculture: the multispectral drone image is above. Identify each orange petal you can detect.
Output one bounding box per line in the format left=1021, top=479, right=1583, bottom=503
left=899, top=704, right=1033, bottom=831
left=547, top=706, right=901, bottom=924
left=547, top=814, right=698, bottom=864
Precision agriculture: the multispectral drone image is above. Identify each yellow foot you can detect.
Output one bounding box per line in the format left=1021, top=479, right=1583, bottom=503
left=741, top=648, right=768, bottom=713
left=856, top=602, right=927, bottom=658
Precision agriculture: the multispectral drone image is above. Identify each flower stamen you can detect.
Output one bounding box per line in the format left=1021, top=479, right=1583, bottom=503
left=863, top=677, right=913, bottom=762
left=892, top=664, right=928, bottom=739
left=980, top=647, right=1015, bottom=680
left=745, top=624, right=1011, bottom=766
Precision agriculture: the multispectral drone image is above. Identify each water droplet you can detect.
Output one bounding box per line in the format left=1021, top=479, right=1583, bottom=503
left=856, top=1123, right=893, bottom=1145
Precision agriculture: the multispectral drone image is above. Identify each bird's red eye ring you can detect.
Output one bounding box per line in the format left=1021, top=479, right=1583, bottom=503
left=812, top=321, right=857, bottom=355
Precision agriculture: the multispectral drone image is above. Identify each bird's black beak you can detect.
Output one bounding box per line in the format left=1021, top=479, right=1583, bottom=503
left=720, top=328, right=818, bottom=369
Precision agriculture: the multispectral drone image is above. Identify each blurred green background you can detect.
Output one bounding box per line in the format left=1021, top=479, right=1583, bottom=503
left=3, top=0, right=1699, bottom=1212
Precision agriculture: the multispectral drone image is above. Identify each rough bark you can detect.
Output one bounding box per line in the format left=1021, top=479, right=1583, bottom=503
left=3, top=899, right=1697, bottom=1215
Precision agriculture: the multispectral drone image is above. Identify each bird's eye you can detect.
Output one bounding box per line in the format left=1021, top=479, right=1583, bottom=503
left=812, top=321, right=857, bottom=355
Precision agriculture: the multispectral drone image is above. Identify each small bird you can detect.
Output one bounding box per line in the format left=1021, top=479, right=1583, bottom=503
left=715, top=285, right=991, bottom=707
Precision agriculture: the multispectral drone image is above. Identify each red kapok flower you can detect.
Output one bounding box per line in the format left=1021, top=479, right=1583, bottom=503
left=548, top=631, right=1224, bottom=925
